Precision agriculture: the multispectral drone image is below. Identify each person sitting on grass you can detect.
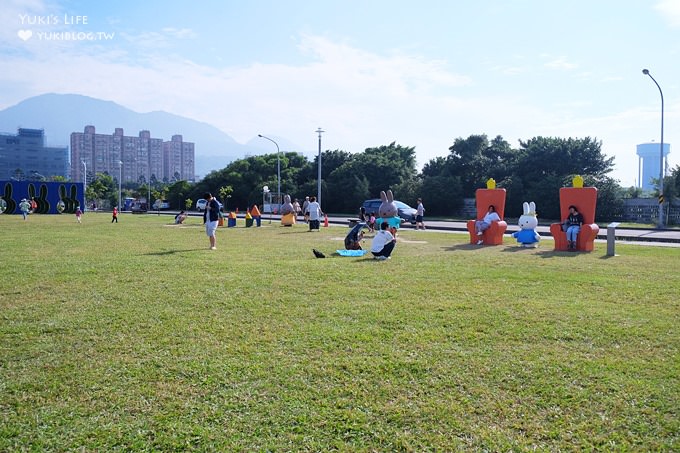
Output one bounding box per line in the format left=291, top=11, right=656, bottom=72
left=174, top=210, right=187, bottom=224
left=345, top=222, right=368, bottom=250
left=370, top=221, right=397, bottom=260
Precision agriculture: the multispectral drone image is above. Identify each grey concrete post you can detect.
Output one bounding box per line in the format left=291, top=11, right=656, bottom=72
left=607, top=222, right=620, bottom=256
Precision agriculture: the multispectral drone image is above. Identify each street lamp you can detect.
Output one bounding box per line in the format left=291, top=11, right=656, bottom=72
left=81, top=160, right=86, bottom=207
left=263, top=185, right=271, bottom=224
left=316, top=128, right=324, bottom=207
left=118, top=160, right=122, bottom=211
left=258, top=134, right=281, bottom=212
left=147, top=162, right=151, bottom=212
left=642, top=68, right=665, bottom=228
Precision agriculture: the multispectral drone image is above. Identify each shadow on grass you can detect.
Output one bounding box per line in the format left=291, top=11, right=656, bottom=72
left=440, top=243, right=480, bottom=252
left=146, top=248, right=205, bottom=256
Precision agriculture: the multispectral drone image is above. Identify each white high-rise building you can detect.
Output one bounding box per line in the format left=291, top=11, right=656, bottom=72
left=71, top=126, right=195, bottom=186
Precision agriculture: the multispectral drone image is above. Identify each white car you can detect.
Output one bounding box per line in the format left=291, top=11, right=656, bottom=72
left=196, top=198, right=223, bottom=211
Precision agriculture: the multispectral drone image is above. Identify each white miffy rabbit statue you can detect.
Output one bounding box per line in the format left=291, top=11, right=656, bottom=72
left=511, top=201, right=540, bottom=247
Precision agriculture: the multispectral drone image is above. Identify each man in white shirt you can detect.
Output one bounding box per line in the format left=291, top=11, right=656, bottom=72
left=415, top=198, right=426, bottom=230
left=370, top=221, right=397, bottom=260
left=307, top=196, right=322, bottom=231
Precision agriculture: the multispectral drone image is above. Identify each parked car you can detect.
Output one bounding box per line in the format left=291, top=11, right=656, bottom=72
left=196, top=198, right=223, bottom=211
left=361, top=199, right=417, bottom=224
left=130, top=200, right=147, bottom=213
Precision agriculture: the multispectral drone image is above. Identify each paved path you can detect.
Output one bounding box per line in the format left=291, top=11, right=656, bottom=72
left=326, top=216, right=680, bottom=247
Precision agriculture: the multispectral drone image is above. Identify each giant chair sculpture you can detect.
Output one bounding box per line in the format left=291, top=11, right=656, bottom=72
left=549, top=176, right=599, bottom=252
left=466, top=179, right=507, bottom=245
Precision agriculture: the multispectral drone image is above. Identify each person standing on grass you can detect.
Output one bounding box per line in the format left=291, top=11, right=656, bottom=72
left=111, top=206, right=118, bottom=223
left=306, top=196, right=323, bottom=231
left=370, top=221, right=397, bottom=260
left=415, top=198, right=426, bottom=230
left=75, top=206, right=83, bottom=223
left=19, top=198, right=31, bottom=220
left=302, top=196, right=310, bottom=223
left=202, top=192, right=220, bottom=250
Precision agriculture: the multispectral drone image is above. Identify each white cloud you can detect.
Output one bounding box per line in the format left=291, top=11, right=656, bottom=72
left=0, top=27, right=676, bottom=186
left=543, top=56, right=578, bottom=71
left=655, top=0, right=680, bottom=27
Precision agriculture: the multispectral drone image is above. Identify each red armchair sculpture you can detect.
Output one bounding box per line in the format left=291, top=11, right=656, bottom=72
left=466, top=182, right=507, bottom=245
left=550, top=178, right=599, bottom=252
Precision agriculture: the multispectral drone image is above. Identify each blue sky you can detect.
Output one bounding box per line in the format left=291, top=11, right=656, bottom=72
left=1, top=0, right=679, bottom=185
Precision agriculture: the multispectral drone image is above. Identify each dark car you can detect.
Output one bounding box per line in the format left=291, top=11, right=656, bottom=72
left=362, top=199, right=417, bottom=224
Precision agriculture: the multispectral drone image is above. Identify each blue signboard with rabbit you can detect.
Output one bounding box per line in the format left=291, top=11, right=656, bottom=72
left=0, top=180, right=84, bottom=215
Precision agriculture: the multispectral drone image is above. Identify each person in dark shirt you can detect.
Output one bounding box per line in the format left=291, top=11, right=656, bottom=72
left=203, top=192, right=220, bottom=250
left=563, top=205, right=584, bottom=251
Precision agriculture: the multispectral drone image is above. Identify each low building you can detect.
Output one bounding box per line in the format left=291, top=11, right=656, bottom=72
left=0, top=128, right=69, bottom=180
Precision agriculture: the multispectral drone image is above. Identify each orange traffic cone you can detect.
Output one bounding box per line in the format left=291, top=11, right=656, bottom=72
left=324, top=214, right=329, bottom=227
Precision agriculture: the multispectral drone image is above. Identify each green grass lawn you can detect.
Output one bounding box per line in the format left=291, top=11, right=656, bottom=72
left=1, top=212, right=678, bottom=451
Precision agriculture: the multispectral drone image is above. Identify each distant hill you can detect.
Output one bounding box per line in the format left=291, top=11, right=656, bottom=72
left=0, top=93, right=304, bottom=178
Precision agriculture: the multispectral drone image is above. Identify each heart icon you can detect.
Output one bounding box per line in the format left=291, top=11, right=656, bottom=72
left=18, top=30, right=33, bottom=41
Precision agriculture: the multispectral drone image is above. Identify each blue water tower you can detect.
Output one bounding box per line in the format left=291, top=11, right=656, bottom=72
left=637, top=142, right=670, bottom=191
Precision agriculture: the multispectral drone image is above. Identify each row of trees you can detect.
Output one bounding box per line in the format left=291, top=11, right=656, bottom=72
left=85, top=134, right=680, bottom=223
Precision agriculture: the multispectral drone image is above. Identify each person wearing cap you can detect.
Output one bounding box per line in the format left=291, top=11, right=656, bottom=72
left=302, top=196, right=310, bottom=223
left=19, top=198, right=31, bottom=220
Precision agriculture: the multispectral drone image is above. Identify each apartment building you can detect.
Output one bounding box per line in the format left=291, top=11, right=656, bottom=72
left=71, top=126, right=195, bottom=186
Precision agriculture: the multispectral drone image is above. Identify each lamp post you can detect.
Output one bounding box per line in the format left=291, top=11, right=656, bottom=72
left=315, top=127, right=324, bottom=207
left=118, top=160, right=122, bottom=211
left=147, top=163, right=151, bottom=212
left=81, top=160, right=87, bottom=207
left=263, top=185, right=271, bottom=224
left=642, top=68, right=665, bottom=228
left=258, top=134, right=280, bottom=212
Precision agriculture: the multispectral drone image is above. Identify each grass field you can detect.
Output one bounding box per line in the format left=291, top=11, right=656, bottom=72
left=1, top=212, right=678, bottom=451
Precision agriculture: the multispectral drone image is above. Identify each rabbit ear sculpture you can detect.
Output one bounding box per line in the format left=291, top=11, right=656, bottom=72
left=280, top=194, right=294, bottom=215
left=511, top=201, right=540, bottom=248
left=377, top=189, right=402, bottom=231
left=280, top=194, right=296, bottom=226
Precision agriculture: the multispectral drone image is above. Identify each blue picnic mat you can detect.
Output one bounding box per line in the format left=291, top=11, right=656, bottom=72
left=336, top=249, right=369, bottom=257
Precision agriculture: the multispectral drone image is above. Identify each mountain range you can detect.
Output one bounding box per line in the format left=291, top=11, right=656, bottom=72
left=0, top=93, right=306, bottom=178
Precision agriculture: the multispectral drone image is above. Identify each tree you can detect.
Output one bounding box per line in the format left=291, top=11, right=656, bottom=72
left=504, top=137, right=615, bottom=219
left=352, top=142, right=417, bottom=197
left=166, top=180, right=192, bottom=210
left=88, top=172, right=117, bottom=208
left=325, top=162, right=370, bottom=213
left=420, top=175, right=463, bottom=215
left=219, top=185, right=233, bottom=211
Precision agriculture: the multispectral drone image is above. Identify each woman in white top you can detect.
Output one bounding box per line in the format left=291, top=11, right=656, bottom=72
left=306, top=196, right=323, bottom=231
left=474, top=205, right=500, bottom=244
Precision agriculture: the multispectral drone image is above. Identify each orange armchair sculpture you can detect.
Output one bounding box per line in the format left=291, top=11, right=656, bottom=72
left=466, top=183, right=507, bottom=245
left=549, top=178, right=599, bottom=252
